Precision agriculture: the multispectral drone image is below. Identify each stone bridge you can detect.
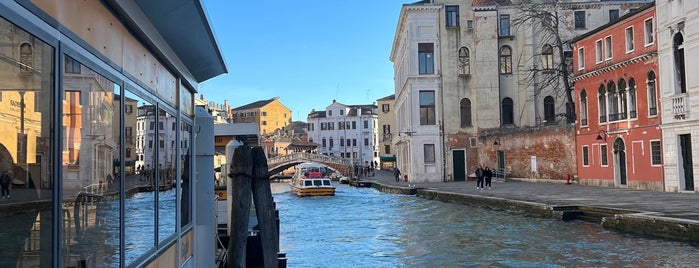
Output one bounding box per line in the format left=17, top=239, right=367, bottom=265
left=267, top=153, right=352, bottom=176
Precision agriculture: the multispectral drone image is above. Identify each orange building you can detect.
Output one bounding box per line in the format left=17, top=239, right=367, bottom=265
left=572, top=3, right=662, bottom=190
left=230, top=97, right=291, bottom=136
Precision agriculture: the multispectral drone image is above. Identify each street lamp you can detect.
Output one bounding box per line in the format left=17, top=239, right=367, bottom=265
left=595, top=130, right=607, bottom=141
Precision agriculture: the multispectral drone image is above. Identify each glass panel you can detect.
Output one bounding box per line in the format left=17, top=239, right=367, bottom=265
left=179, top=82, right=193, bottom=116
left=125, top=90, right=155, bottom=265
left=180, top=122, right=192, bottom=228
left=158, top=109, right=177, bottom=244
left=0, top=17, right=54, bottom=268
left=61, top=56, right=121, bottom=266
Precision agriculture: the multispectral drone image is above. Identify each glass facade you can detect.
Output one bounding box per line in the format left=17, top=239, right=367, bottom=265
left=0, top=15, right=55, bottom=268
left=0, top=7, right=197, bottom=267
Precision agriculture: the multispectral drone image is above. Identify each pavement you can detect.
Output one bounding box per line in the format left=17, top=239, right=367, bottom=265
left=362, top=169, right=699, bottom=242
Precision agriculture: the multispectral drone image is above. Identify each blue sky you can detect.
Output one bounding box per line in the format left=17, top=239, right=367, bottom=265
left=199, top=0, right=411, bottom=122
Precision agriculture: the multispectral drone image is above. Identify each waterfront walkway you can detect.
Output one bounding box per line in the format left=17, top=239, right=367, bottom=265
left=364, top=170, right=699, bottom=242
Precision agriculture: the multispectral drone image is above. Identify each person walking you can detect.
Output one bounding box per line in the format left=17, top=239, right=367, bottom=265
left=475, top=165, right=484, bottom=190
left=1, top=170, right=12, bottom=198
left=484, top=166, right=493, bottom=190
left=393, top=167, right=401, bottom=182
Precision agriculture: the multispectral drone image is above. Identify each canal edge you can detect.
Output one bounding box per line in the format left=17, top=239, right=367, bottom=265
left=368, top=180, right=699, bottom=243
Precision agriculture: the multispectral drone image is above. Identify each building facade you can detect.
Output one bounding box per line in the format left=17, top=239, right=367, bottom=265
left=657, top=0, right=699, bottom=192
left=230, top=97, right=292, bottom=136
left=307, top=100, right=379, bottom=167
left=377, top=94, right=397, bottom=170
left=390, top=0, right=652, bottom=183
left=0, top=1, right=226, bottom=267
left=572, top=4, right=662, bottom=190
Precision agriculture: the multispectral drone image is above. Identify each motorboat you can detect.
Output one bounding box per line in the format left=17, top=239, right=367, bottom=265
left=289, top=163, right=335, bottom=197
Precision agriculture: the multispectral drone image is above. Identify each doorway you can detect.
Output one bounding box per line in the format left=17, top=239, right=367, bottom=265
left=679, top=134, right=694, bottom=191
left=613, top=138, right=627, bottom=186
left=452, top=150, right=465, bottom=181
left=496, top=150, right=505, bottom=179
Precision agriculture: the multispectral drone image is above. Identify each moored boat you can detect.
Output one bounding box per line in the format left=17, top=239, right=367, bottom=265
left=289, top=163, right=336, bottom=197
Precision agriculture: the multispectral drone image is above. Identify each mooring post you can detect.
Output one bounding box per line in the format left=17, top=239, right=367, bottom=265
left=228, top=145, right=252, bottom=268
left=250, top=147, right=279, bottom=268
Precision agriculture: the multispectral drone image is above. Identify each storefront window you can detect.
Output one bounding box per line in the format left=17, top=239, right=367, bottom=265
left=61, top=55, right=121, bottom=267
left=124, top=90, right=156, bottom=265
left=180, top=122, right=192, bottom=228
left=0, top=17, right=54, bottom=268
left=158, top=109, right=177, bottom=245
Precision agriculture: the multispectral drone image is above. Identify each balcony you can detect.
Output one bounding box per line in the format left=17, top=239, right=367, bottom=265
left=382, top=133, right=392, bottom=141
left=672, top=94, right=689, bottom=119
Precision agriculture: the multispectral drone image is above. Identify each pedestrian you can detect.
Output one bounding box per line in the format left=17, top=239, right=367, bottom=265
left=475, top=164, right=484, bottom=190
left=484, top=166, right=493, bottom=190
left=1, top=170, right=12, bottom=198
left=393, top=167, right=401, bottom=182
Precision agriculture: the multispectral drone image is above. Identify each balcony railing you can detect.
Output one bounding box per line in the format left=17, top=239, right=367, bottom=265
left=382, top=133, right=392, bottom=141
left=672, top=93, right=689, bottom=119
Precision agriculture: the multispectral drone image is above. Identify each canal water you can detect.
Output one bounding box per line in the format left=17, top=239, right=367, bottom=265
left=272, top=183, right=699, bottom=268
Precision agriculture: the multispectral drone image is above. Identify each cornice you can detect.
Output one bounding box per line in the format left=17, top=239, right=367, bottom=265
left=573, top=52, right=657, bottom=82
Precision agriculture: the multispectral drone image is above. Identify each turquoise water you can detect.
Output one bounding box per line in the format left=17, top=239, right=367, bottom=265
left=272, top=183, right=699, bottom=268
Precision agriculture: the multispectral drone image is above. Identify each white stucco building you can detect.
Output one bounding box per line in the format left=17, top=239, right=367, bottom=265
left=657, top=0, right=699, bottom=192
left=307, top=100, right=379, bottom=167
left=390, top=0, right=653, bottom=183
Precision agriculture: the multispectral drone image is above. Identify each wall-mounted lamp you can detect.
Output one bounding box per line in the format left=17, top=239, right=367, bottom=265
left=399, top=131, right=416, bottom=137
left=595, top=130, right=607, bottom=141
left=493, top=137, right=501, bottom=146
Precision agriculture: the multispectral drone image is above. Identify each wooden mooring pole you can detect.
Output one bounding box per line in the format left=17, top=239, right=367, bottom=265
left=227, top=146, right=281, bottom=268
left=251, top=147, right=279, bottom=268
left=227, top=146, right=252, bottom=268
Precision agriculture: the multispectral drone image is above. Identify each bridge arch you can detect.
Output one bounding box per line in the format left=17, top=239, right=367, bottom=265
left=267, top=153, right=351, bottom=177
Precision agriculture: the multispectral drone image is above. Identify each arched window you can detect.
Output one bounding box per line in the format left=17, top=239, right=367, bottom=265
left=502, top=97, right=514, bottom=125
left=618, top=78, right=628, bottom=120
left=460, top=98, right=472, bottom=127
left=458, top=47, right=470, bottom=75
left=580, top=90, right=588, bottom=126
left=628, top=77, right=637, bottom=118
left=647, top=71, right=658, bottom=116
left=19, top=43, right=33, bottom=73
left=673, top=33, right=686, bottom=93
left=500, top=46, right=512, bottom=74
left=544, top=96, right=555, bottom=124
left=607, top=81, right=618, bottom=121
left=542, top=45, right=554, bottom=70
left=598, top=84, right=607, bottom=123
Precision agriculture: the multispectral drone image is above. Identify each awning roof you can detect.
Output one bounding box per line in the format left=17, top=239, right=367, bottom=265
left=105, top=0, right=228, bottom=86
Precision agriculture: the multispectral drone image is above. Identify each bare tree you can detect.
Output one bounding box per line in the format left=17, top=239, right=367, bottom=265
left=512, top=0, right=576, bottom=124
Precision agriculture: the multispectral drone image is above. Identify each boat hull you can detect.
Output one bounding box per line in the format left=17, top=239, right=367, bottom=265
left=289, top=184, right=335, bottom=197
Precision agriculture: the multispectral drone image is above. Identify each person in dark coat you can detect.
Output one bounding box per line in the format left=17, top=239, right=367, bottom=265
left=393, top=167, right=401, bottom=182
left=484, top=166, right=493, bottom=190
left=1, top=170, right=12, bottom=198
left=475, top=165, right=484, bottom=190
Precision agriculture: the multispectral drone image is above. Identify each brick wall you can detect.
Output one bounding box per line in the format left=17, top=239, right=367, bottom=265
left=480, top=126, right=576, bottom=181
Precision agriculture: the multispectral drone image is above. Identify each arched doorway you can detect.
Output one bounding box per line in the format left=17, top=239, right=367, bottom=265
left=613, top=138, right=627, bottom=186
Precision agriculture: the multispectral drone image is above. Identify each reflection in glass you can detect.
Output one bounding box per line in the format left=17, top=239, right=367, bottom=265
left=180, top=122, right=192, bottom=228
left=158, top=109, right=177, bottom=244
left=0, top=16, right=54, bottom=268
left=125, top=91, right=156, bottom=265
left=61, top=55, right=120, bottom=267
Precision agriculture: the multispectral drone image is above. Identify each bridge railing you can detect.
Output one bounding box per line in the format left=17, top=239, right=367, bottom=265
left=268, top=152, right=351, bottom=167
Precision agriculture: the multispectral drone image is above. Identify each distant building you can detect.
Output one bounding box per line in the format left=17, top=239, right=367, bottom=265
left=307, top=100, right=379, bottom=166
left=230, top=97, right=292, bottom=136
left=377, top=94, right=396, bottom=169
left=657, top=0, right=699, bottom=192
left=572, top=3, right=661, bottom=190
